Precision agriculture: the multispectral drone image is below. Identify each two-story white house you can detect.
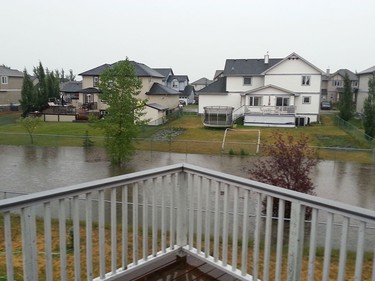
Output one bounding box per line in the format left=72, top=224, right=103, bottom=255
left=78, top=61, right=180, bottom=125
left=198, top=52, right=323, bottom=127
left=356, top=65, right=375, bottom=113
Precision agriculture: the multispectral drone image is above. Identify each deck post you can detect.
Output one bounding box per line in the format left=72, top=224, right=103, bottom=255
left=176, top=171, right=188, bottom=249
left=287, top=201, right=305, bottom=281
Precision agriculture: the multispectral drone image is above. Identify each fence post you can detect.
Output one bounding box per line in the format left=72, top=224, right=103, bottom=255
left=287, top=201, right=305, bottom=281
left=176, top=170, right=188, bottom=249
left=21, top=206, right=38, bottom=281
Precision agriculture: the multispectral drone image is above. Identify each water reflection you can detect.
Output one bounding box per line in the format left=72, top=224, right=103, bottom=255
left=0, top=145, right=374, bottom=210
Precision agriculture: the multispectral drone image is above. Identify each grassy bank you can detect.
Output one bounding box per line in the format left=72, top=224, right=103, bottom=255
left=0, top=113, right=373, bottom=163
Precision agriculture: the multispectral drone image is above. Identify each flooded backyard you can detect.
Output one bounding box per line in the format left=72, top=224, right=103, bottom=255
left=1, top=145, right=374, bottom=211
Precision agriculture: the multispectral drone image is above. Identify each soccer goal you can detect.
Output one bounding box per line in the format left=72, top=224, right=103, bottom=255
left=221, top=128, right=261, bottom=155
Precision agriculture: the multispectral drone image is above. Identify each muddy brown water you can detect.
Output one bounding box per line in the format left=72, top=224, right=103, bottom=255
left=1, top=145, right=374, bottom=210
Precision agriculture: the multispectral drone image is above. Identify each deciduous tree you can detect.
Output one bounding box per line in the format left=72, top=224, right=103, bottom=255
left=93, top=59, right=147, bottom=165
left=248, top=132, right=318, bottom=218
left=17, top=116, right=42, bottom=144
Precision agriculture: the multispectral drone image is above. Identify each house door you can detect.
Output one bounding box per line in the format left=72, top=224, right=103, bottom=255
left=249, top=96, right=262, bottom=106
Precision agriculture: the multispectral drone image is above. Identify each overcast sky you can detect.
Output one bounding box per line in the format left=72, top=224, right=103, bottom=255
left=2, top=0, right=374, bottom=82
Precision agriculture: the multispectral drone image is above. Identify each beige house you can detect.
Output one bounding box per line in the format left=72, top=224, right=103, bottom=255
left=78, top=61, right=180, bottom=125
left=0, top=65, right=23, bottom=109
left=325, top=69, right=358, bottom=105
left=357, top=65, right=375, bottom=113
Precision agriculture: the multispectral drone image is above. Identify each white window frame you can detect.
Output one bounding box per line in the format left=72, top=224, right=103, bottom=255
left=302, top=96, right=311, bottom=104
left=1, top=76, right=8, bottom=84
left=93, top=76, right=99, bottom=87
left=301, top=75, right=311, bottom=86
left=243, top=77, right=252, bottom=85
left=249, top=96, right=262, bottom=106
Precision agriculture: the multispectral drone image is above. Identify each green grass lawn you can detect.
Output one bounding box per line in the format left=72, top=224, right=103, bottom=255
left=0, top=113, right=373, bottom=163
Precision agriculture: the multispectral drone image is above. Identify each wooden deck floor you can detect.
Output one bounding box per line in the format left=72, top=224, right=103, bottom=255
left=132, top=255, right=242, bottom=281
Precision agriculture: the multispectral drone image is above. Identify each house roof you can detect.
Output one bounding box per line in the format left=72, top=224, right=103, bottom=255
left=147, top=83, right=180, bottom=95
left=79, top=61, right=164, bottom=78
left=153, top=68, right=174, bottom=78
left=78, top=64, right=111, bottom=76
left=146, top=103, right=169, bottom=111
left=191, top=77, right=212, bottom=86
left=223, top=58, right=282, bottom=76
left=180, top=85, right=195, bottom=96
left=358, top=65, right=375, bottom=75
left=0, top=66, right=23, bottom=77
left=60, top=81, right=82, bottom=93
left=197, top=77, right=227, bottom=94
left=214, top=70, right=223, bottom=80
left=262, top=52, right=324, bottom=75
left=243, top=84, right=299, bottom=96
left=167, top=75, right=189, bottom=83
left=81, top=87, right=101, bottom=94
left=333, top=69, right=358, bottom=81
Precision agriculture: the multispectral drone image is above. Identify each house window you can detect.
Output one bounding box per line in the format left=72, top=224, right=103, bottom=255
left=172, top=80, right=179, bottom=88
left=302, top=96, right=311, bottom=104
left=302, top=75, right=310, bottom=86
left=276, top=97, right=289, bottom=106
left=352, top=81, right=358, bottom=87
left=243, top=77, right=252, bottom=85
left=93, top=76, right=99, bottom=87
left=249, top=96, right=262, bottom=106
left=1, top=76, right=8, bottom=84
left=332, top=80, right=342, bottom=87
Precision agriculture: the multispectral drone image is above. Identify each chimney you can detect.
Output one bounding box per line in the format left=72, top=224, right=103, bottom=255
left=326, top=68, right=330, bottom=75
left=264, top=51, right=269, bottom=64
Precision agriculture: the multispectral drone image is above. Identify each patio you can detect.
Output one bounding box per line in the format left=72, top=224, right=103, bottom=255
left=0, top=163, right=374, bottom=281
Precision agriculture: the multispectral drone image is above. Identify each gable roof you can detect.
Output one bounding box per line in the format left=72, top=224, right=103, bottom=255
left=147, top=83, right=180, bottom=95
left=60, top=81, right=82, bottom=93
left=333, top=69, right=358, bottom=81
left=79, top=64, right=111, bottom=76
left=153, top=68, right=174, bottom=78
left=167, top=75, right=189, bottom=83
left=0, top=66, right=23, bottom=77
left=79, top=61, right=164, bottom=78
left=358, top=65, right=375, bottom=75
left=191, top=77, right=212, bottom=85
left=243, top=84, right=299, bottom=96
left=262, top=52, right=324, bottom=75
left=198, top=77, right=227, bottom=94
left=180, top=85, right=195, bottom=96
left=223, top=58, right=282, bottom=76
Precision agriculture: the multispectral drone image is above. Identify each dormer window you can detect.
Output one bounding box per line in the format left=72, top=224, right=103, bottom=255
left=243, top=77, right=252, bottom=85
left=172, top=80, right=178, bottom=88
left=93, top=76, right=99, bottom=87
left=302, top=75, right=310, bottom=86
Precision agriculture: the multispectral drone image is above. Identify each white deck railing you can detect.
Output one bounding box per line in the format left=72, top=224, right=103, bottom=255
left=1, top=163, right=374, bottom=281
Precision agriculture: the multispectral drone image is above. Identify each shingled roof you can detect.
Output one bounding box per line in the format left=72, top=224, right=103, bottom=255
left=359, top=65, right=375, bottom=75
left=198, top=77, right=227, bottom=94
left=0, top=66, right=23, bottom=77
left=79, top=61, right=164, bottom=78
left=223, top=58, right=282, bottom=76
left=334, top=69, right=358, bottom=81
left=147, top=83, right=180, bottom=95
left=60, top=81, right=82, bottom=93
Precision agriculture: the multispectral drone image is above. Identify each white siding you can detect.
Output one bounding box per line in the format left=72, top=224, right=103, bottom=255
left=265, top=74, right=321, bottom=93
left=356, top=74, right=371, bottom=112
left=226, top=76, right=264, bottom=92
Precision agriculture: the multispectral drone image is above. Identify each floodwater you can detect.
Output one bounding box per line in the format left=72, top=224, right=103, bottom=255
left=0, top=145, right=374, bottom=210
